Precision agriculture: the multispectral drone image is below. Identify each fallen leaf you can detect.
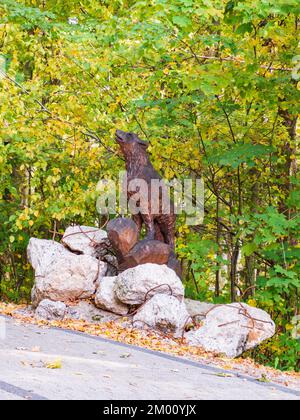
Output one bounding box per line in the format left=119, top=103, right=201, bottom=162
left=256, top=374, right=270, bottom=383
left=215, top=373, right=234, bottom=378
left=1, top=301, right=299, bottom=388
left=45, top=359, right=62, bottom=369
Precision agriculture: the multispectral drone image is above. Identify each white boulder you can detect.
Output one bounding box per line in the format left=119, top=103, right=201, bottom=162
left=185, top=303, right=275, bottom=358
left=65, top=301, right=121, bottom=323
left=28, top=238, right=70, bottom=278
left=28, top=238, right=107, bottom=307
left=184, top=298, right=215, bottom=321
left=115, top=264, right=184, bottom=305
left=35, top=299, right=67, bottom=321
left=62, top=225, right=108, bottom=258
left=95, top=277, right=129, bottom=316
left=133, top=294, right=191, bottom=337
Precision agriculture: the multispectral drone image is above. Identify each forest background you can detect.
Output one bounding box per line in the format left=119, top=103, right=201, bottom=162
left=0, top=0, right=299, bottom=371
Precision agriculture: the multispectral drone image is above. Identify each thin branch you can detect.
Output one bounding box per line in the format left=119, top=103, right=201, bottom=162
left=181, top=54, right=293, bottom=72
left=0, top=69, right=52, bottom=115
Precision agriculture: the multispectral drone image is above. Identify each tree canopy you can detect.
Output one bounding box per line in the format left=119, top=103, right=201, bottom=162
left=0, top=0, right=299, bottom=371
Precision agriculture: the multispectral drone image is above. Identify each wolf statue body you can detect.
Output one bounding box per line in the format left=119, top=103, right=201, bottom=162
left=115, top=129, right=176, bottom=250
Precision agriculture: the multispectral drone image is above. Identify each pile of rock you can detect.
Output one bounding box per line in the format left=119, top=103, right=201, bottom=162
left=28, top=227, right=186, bottom=333
left=27, top=225, right=276, bottom=358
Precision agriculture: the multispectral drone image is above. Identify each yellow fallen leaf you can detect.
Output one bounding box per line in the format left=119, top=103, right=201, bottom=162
left=45, top=359, right=62, bottom=369
left=215, top=373, right=234, bottom=378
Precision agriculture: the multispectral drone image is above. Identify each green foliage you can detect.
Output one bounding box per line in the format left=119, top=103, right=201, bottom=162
left=247, top=332, right=300, bottom=373
left=0, top=0, right=299, bottom=371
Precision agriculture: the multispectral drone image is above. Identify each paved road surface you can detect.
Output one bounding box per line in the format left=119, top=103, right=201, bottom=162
left=0, top=315, right=299, bottom=401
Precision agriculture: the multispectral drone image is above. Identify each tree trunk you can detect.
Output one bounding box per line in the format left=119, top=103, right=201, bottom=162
left=230, top=241, right=240, bottom=302
left=278, top=108, right=298, bottom=216
left=244, top=255, right=256, bottom=298
left=215, top=197, right=221, bottom=297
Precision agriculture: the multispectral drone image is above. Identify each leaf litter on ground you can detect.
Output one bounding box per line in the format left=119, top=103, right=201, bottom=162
left=0, top=301, right=299, bottom=390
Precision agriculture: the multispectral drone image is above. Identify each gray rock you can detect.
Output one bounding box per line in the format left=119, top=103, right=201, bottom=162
left=133, top=294, right=191, bottom=337
left=28, top=238, right=107, bottom=307
left=35, top=299, right=67, bottom=321
left=184, top=298, right=215, bottom=321
left=62, top=226, right=108, bottom=258
left=103, top=254, right=119, bottom=276
left=115, top=263, right=184, bottom=305
left=65, top=301, right=120, bottom=323
left=27, top=238, right=70, bottom=278
left=185, top=303, right=275, bottom=358
left=95, top=277, right=129, bottom=316
left=13, top=306, right=35, bottom=318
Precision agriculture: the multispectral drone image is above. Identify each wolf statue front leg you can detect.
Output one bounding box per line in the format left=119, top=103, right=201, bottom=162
left=132, top=213, right=143, bottom=236
left=158, top=215, right=176, bottom=250
left=139, top=213, right=156, bottom=241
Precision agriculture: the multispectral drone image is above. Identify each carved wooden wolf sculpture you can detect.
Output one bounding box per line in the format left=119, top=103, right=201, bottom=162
left=115, top=129, right=176, bottom=250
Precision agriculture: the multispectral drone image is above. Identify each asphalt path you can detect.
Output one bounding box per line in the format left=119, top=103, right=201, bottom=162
left=0, top=315, right=299, bottom=401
